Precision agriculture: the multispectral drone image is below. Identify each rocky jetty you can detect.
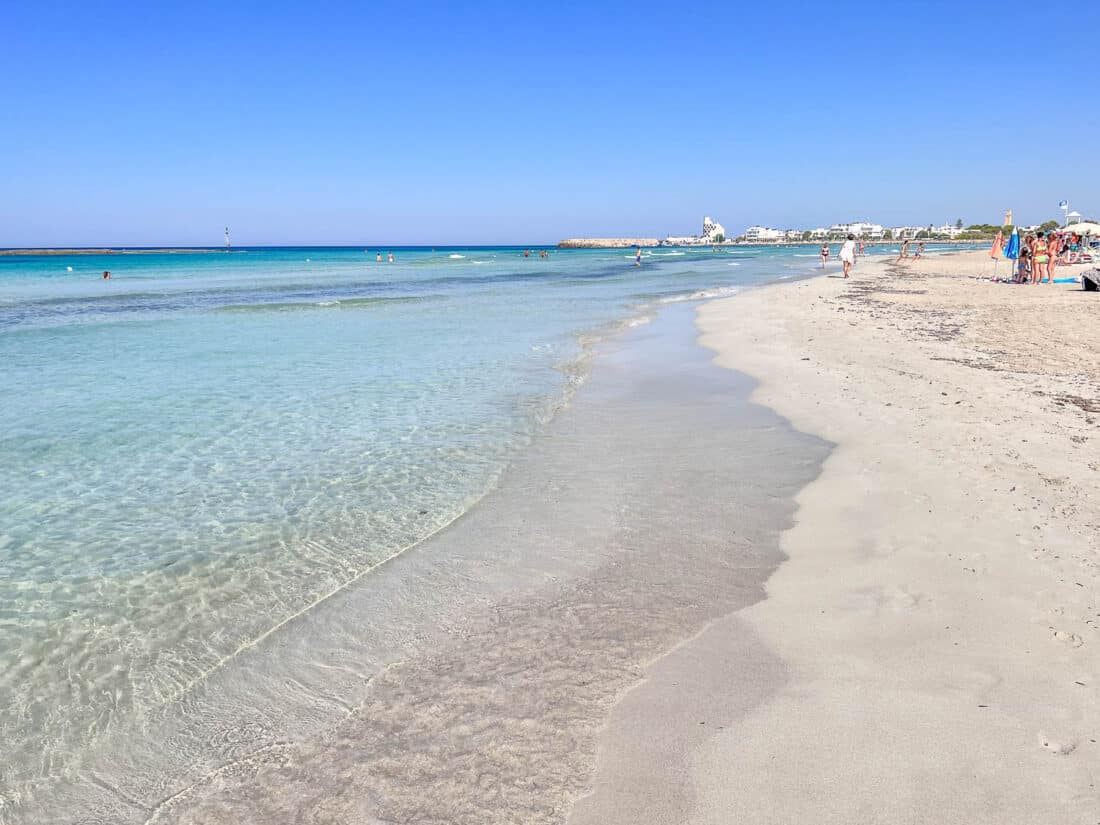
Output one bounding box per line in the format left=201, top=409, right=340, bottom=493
left=557, top=238, right=660, bottom=249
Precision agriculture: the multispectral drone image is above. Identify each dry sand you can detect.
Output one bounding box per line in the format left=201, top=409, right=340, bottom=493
left=684, top=250, right=1099, bottom=822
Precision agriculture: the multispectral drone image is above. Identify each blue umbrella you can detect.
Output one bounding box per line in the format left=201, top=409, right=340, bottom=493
left=1003, top=229, right=1019, bottom=260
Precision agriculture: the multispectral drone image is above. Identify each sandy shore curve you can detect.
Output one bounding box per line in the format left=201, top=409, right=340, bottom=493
left=686, top=250, right=1099, bottom=823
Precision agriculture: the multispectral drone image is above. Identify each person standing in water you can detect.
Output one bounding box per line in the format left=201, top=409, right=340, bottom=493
left=634, top=246, right=642, bottom=267
left=376, top=252, right=383, bottom=263
left=839, top=234, right=856, bottom=278
left=820, top=243, right=830, bottom=268
left=388, top=252, right=395, bottom=263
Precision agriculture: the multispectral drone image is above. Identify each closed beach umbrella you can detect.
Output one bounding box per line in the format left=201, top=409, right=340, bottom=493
left=990, top=230, right=1003, bottom=258
left=1003, top=228, right=1020, bottom=260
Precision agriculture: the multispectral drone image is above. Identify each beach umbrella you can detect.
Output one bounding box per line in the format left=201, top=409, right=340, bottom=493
left=1064, top=221, right=1100, bottom=236
left=1002, top=228, right=1020, bottom=278
left=989, top=230, right=1004, bottom=278
left=990, top=230, right=1004, bottom=258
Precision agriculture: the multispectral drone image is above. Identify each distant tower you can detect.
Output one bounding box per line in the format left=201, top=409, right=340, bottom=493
left=1004, top=210, right=1012, bottom=226
left=225, top=226, right=231, bottom=250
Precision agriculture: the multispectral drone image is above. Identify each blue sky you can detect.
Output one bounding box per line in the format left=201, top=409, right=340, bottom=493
left=3, top=0, right=1097, bottom=245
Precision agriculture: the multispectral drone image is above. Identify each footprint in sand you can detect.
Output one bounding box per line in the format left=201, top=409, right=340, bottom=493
left=1038, top=733, right=1079, bottom=755
left=1052, top=630, right=1084, bottom=648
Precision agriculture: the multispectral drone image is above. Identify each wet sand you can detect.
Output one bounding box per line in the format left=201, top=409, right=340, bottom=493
left=689, top=251, right=1099, bottom=823
left=22, top=304, right=826, bottom=824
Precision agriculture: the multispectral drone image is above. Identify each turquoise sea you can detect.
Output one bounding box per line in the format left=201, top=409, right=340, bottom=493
left=0, top=243, right=955, bottom=811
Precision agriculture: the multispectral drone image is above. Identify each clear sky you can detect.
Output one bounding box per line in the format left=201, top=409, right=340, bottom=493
left=3, top=0, right=1097, bottom=246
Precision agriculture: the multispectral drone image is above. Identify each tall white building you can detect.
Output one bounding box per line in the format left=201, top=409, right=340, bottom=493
left=665, top=216, right=729, bottom=245
left=702, top=216, right=726, bottom=242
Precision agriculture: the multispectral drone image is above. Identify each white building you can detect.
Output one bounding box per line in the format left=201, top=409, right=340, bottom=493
left=744, top=226, right=783, bottom=243
left=829, top=221, right=885, bottom=239
left=702, top=216, right=726, bottom=243
left=665, top=216, right=728, bottom=245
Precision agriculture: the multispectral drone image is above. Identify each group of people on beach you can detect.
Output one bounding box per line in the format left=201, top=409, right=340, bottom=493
left=894, top=239, right=926, bottom=262
left=819, top=234, right=863, bottom=278
left=1013, top=230, right=1084, bottom=284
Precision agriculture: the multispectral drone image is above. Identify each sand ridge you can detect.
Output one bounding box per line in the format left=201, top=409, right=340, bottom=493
left=693, top=250, right=1099, bottom=823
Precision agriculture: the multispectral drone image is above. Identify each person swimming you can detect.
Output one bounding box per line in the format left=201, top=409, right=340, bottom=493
left=102, top=270, right=111, bottom=279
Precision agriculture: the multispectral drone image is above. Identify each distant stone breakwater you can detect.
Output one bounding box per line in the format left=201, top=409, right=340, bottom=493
left=0, top=248, right=229, bottom=256
left=557, top=238, right=660, bottom=249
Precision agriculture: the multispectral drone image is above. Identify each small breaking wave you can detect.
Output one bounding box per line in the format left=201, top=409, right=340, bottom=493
left=217, top=295, right=435, bottom=313
left=650, top=286, right=740, bottom=305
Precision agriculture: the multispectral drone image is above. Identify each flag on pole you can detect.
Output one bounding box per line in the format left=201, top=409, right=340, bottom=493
left=1058, top=200, right=1069, bottom=209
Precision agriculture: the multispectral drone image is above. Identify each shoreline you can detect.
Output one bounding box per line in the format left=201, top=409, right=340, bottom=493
left=688, top=250, right=1099, bottom=822
left=17, top=301, right=826, bottom=824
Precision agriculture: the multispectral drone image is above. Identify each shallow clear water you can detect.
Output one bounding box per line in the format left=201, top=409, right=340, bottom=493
left=0, top=243, right=946, bottom=807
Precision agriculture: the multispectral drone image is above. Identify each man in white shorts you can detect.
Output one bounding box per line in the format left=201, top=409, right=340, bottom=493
left=839, top=233, right=856, bottom=278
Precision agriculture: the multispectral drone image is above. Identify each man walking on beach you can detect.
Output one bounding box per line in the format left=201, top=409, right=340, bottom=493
left=840, top=234, right=856, bottom=278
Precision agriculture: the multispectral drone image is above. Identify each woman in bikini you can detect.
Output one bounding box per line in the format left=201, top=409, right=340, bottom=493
left=1046, top=233, right=1061, bottom=282
left=820, top=244, right=830, bottom=268
left=1030, top=232, right=1049, bottom=284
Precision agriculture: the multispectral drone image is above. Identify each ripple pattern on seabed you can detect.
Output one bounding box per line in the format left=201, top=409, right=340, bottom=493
left=0, top=244, right=926, bottom=817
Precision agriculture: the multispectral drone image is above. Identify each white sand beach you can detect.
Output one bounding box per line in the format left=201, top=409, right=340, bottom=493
left=678, top=250, right=1100, bottom=822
